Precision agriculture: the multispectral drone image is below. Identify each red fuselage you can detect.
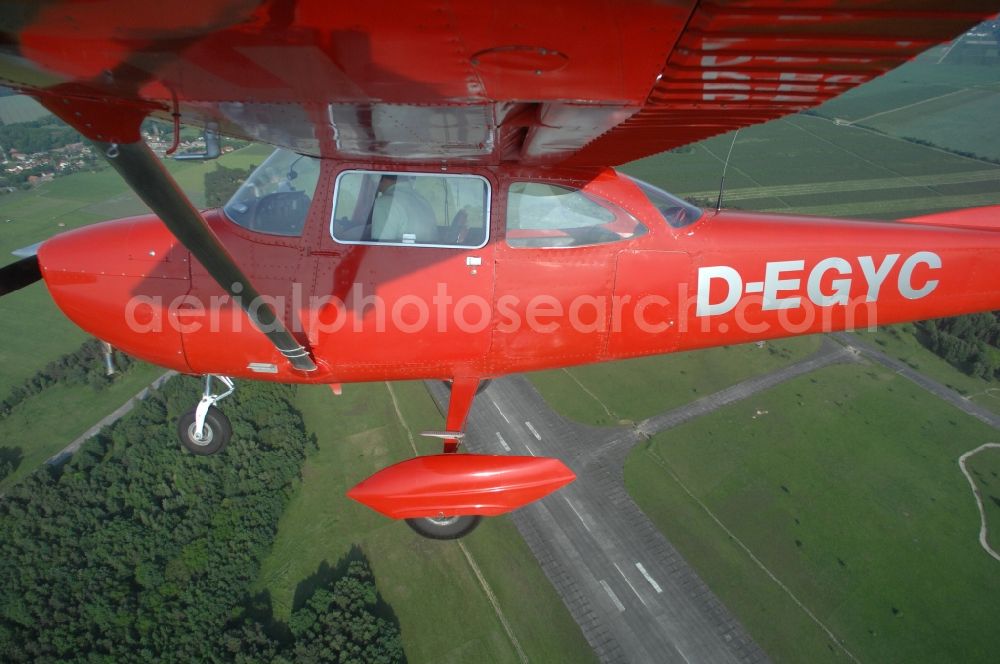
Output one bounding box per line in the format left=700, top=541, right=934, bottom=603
left=37, top=163, right=1000, bottom=384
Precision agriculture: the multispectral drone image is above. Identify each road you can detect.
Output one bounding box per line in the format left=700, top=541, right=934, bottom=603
left=45, top=371, right=176, bottom=466
left=427, top=338, right=857, bottom=664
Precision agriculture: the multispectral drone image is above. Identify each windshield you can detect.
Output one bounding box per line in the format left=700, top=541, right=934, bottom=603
left=223, top=149, right=321, bottom=237
left=625, top=175, right=702, bottom=229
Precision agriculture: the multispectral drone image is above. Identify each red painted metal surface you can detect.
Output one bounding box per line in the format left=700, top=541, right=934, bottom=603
left=35, top=165, right=1000, bottom=383
left=346, top=454, right=576, bottom=519
left=3, top=1, right=995, bottom=165
left=9, top=0, right=1000, bottom=525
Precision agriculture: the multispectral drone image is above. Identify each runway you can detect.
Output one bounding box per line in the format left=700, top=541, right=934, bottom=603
left=427, top=338, right=854, bottom=663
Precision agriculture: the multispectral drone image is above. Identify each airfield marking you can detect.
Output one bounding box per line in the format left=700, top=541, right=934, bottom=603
left=957, top=442, right=1000, bottom=563
left=635, top=562, right=663, bottom=594
left=494, top=400, right=511, bottom=423
left=672, top=643, right=694, bottom=664
left=562, top=367, right=616, bottom=421
left=563, top=496, right=593, bottom=533
left=646, top=448, right=861, bottom=664
left=458, top=541, right=529, bottom=664
left=386, top=383, right=419, bottom=455
left=613, top=562, right=648, bottom=607
left=599, top=580, right=626, bottom=612
left=495, top=432, right=511, bottom=451
left=525, top=421, right=541, bottom=440
left=849, top=87, right=970, bottom=125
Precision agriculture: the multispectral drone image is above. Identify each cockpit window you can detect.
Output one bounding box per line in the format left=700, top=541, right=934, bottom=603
left=506, top=182, right=647, bottom=248
left=224, top=149, right=320, bottom=237
left=626, top=175, right=702, bottom=228
left=330, top=171, right=489, bottom=248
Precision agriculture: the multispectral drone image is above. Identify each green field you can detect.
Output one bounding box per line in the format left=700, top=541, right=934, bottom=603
left=853, top=323, right=1000, bottom=415
left=625, top=362, right=1000, bottom=663
left=0, top=362, right=165, bottom=491
left=621, top=50, right=1000, bottom=221
left=817, top=49, right=1000, bottom=162
left=964, top=447, right=1000, bottom=555
left=253, top=381, right=596, bottom=664
left=0, top=144, right=272, bottom=395
left=527, top=336, right=821, bottom=426
left=622, top=114, right=1000, bottom=221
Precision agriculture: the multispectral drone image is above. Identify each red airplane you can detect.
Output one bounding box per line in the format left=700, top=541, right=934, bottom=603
left=1, top=1, right=999, bottom=538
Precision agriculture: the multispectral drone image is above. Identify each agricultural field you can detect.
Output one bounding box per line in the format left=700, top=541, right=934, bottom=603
left=254, top=381, right=596, bottom=664
left=621, top=50, right=1000, bottom=221
left=818, top=48, right=1000, bottom=162
left=625, top=362, right=1000, bottom=663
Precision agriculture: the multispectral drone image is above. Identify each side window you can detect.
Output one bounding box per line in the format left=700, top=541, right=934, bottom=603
left=626, top=175, right=702, bottom=228
left=223, top=149, right=320, bottom=237
left=330, top=171, right=489, bottom=248
left=505, top=183, right=647, bottom=248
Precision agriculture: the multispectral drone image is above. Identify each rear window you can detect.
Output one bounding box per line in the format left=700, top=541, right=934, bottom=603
left=506, top=182, right=647, bottom=248
left=626, top=176, right=702, bottom=228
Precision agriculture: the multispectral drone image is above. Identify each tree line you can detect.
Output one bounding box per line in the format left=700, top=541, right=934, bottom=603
left=0, top=339, right=139, bottom=418
left=0, top=375, right=403, bottom=662
left=0, top=118, right=80, bottom=155
left=916, top=313, right=1000, bottom=381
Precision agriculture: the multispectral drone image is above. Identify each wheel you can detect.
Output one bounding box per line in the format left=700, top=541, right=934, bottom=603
left=442, top=379, right=492, bottom=396
left=405, top=515, right=482, bottom=540
left=177, top=405, right=231, bottom=455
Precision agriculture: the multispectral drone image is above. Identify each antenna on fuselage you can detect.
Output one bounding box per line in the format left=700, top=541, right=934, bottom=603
left=715, top=129, right=740, bottom=213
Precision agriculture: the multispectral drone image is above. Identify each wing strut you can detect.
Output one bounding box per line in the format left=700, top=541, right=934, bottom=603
left=94, top=140, right=317, bottom=373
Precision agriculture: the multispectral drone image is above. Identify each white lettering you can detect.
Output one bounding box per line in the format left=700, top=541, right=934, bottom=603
left=696, top=266, right=742, bottom=316
left=762, top=260, right=803, bottom=311
left=859, top=254, right=899, bottom=302
left=807, top=257, right=852, bottom=306
left=898, top=251, right=941, bottom=299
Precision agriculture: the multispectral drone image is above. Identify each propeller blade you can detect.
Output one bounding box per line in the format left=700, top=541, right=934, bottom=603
left=0, top=255, right=42, bottom=297
left=12, top=241, right=43, bottom=258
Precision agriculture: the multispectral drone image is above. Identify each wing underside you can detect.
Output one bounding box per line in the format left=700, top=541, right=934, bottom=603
left=0, top=0, right=996, bottom=166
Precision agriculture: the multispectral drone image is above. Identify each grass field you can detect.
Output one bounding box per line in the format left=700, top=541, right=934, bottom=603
left=853, top=323, right=1000, bottom=415
left=621, top=50, right=1000, bottom=221
left=0, top=144, right=273, bottom=395
left=625, top=362, right=1000, bottom=663
left=527, top=336, right=821, bottom=426
left=623, top=114, right=1000, bottom=221
left=0, top=362, right=164, bottom=490
left=253, top=382, right=596, bottom=664
left=964, top=447, right=1000, bottom=555
left=816, top=49, right=1000, bottom=162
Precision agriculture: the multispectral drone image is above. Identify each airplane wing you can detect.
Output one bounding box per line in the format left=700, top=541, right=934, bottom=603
left=0, top=0, right=996, bottom=167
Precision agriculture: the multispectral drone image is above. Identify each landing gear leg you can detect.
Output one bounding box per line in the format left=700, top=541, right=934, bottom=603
left=405, top=377, right=483, bottom=539
left=177, top=375, right=234, bottom=455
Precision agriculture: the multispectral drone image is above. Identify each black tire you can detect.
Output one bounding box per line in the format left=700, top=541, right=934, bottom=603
left=177, top=405, right=231, bottom=455
left=442, top=379, right=492, bottom=396
left=405, top=515, right=482, bottom=540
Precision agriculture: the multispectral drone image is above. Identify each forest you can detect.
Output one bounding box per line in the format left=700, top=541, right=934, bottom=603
left=916, top=312, right=1000, bottom=380
left=0, top=375, right=403, bottom=662
left=0, top=118, right=80, bottom=155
